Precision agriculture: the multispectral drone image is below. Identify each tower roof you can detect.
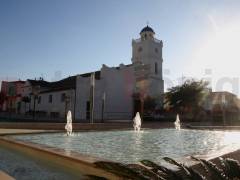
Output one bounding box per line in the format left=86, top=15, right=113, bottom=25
left=140, top=25, right=155, bottom=34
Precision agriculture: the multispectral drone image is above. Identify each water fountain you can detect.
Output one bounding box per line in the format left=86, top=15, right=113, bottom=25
left=174, top=114, right=181, bottom=130
left=133, top=112, right=141, bottom=131
left=65, top=110, right=73, bottom=136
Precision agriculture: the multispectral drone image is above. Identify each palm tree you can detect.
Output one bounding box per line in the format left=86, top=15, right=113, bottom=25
left=89, top=157, right=240, bottom=179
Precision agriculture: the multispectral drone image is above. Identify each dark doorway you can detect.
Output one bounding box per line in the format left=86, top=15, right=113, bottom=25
left=86, top=101, right=90, bottom=120
left=133, top=99, right=141, bottom=117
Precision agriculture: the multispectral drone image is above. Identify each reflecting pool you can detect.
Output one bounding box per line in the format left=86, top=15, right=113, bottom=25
left=13, top=129, right=240, bottom=164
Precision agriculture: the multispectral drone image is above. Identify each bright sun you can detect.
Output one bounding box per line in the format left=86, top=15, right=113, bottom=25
left=188, top=16, right=240, bottom=94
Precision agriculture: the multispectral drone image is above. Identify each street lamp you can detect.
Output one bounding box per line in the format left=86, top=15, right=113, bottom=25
left=90, top=73, right=95, bottom=124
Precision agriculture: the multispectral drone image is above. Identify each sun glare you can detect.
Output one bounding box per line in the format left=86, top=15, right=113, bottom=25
left=223, top=131, right=240, bottom=145
left=195, top=18, right=240, bottom=71
left=205, top=30, right=238, bottom=65
left=184, top=16, right=240, bottom=93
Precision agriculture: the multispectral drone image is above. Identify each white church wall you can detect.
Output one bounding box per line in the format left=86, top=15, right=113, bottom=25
left=75, top=64, right=135, bottom=121
left=75, top=76, right=90, bottom=121
left=75, top=75, right=105, bottom=121
left=101, top=64, right=135, bottom=120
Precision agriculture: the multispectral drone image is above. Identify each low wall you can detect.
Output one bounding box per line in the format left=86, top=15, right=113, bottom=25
left=0, top=136, right=120, bottom=179
left=0, top=171, right=14, bottom=180
left=0, top=122, right=176, bottom=130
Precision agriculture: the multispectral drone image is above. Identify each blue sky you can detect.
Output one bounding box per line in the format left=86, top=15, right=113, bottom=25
left=1, top=0, right=240, bottom=94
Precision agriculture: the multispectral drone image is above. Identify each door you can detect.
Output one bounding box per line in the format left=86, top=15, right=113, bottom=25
left=133, top=99, right=141, bottom=117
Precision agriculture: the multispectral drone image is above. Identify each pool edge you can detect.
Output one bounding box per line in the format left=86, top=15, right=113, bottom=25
left=0, top=136, right=121, bottom=179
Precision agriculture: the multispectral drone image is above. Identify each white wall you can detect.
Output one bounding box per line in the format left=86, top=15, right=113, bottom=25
left=101, top=64, right=135, bottom=120
left=75, top=64, right=135, bottom=121
left=35, top=89, right=75, bottom=118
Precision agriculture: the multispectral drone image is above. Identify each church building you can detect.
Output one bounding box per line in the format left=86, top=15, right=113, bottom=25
left=18, top=26, right=164, bottom=122
left=74, top=25, right=164, bottom=121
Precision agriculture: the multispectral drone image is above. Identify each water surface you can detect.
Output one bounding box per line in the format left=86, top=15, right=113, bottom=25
left=13, top=129, right=240, bottom=164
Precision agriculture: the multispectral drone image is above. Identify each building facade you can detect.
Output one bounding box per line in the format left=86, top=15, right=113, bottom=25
left=74, top=26, right=164, bottom=121
left=0, top=80, right=25, bottom=113
left=0, top=26, right=164, bottom=121
left=205, top=91, right=240, bottom=114
left=20, top=76, right=76, bottom=119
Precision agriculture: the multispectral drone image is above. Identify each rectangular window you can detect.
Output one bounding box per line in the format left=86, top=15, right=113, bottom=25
left=49, top=95, right=53, bottom=103
left=155, top=62, right=158, bottom=74
left=61, top=93, right=66, bottom=102
left=38, top=96, right=41, bottom=104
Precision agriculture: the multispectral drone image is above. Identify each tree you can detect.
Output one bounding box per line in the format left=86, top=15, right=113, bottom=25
left=144, top=96, right=156, bottom=113
left=165, top=79, right=209, bottom=114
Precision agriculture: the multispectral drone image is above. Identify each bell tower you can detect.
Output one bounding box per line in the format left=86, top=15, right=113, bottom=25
left=132, top=25, right=164, bottom=103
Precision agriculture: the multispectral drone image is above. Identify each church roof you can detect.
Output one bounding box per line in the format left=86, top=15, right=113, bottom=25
left=50, top=76, right=76, bottom=90
left=27, top=79, right=50, bottom=87
left=140, top=25, right=155, bottom=34
left=28, top=76, right=77, bottom=94
left=80, top=71, right=101, bottom=80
